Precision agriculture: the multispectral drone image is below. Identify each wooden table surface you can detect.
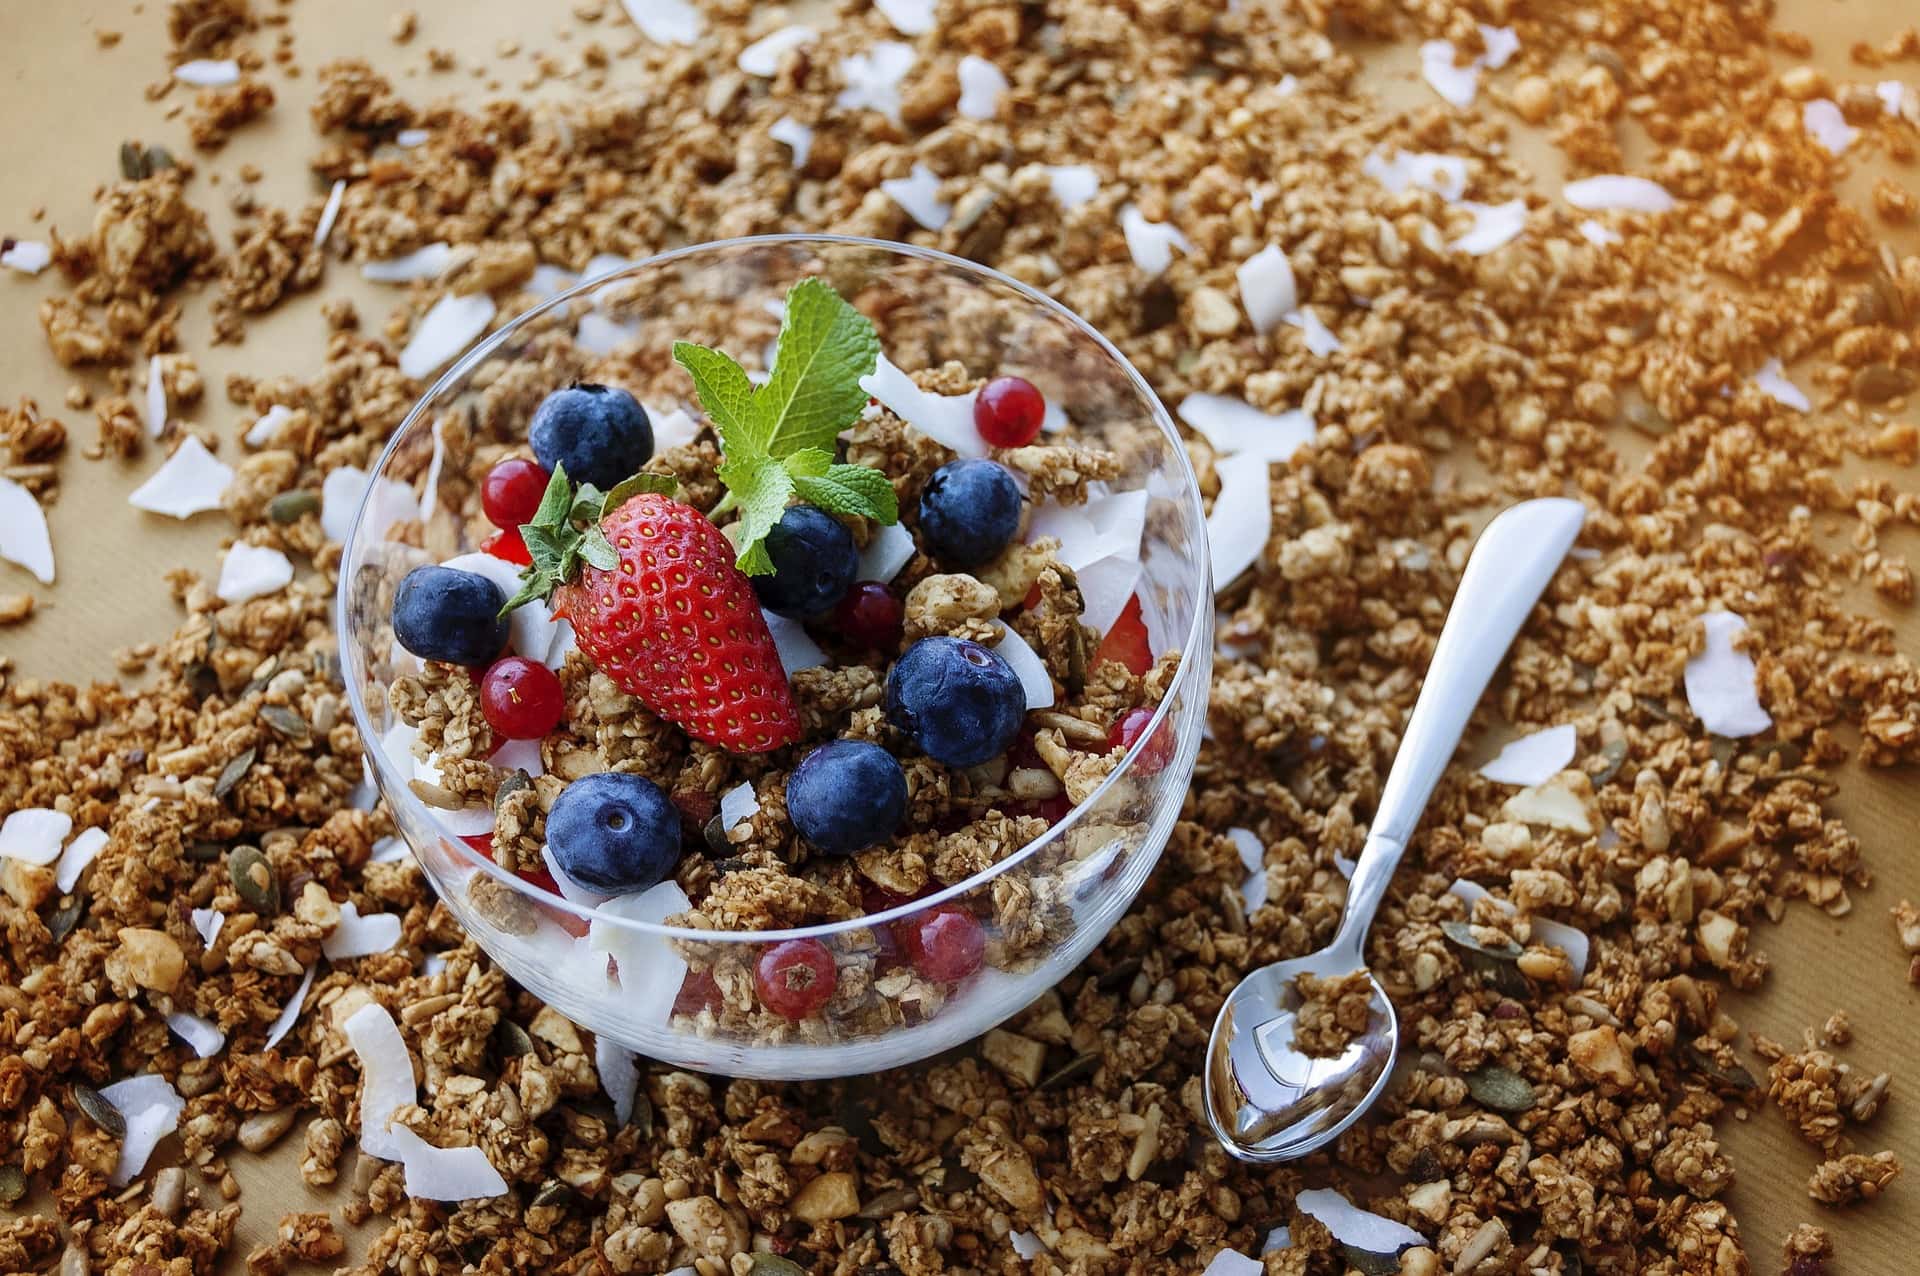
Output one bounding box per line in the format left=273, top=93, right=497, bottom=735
left=2, top=1, right=1914, bottom=1269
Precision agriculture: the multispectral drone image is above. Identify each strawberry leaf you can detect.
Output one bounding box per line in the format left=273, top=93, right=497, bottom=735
left=601, top=471, right=678, bottom=517
left=579, top=526, right=620, bottom=571
left=793, top=464, right=898, bottom=523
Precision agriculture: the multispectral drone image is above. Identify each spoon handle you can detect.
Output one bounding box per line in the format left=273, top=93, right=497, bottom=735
left=1333, top=498, right=1586, bottom=957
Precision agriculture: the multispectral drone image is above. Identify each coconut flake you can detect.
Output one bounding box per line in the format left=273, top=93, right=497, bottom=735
left=1452, top=199, right=1528, bottom=255
left=418, top=417, right=449, bottom=526
left=1263, top=1227, right=1293, bottom=1253
left=1076, top=555, right=1142, bottom=636
left=173, top=59, right=240, bottom=87
left=860, top=353, right=987, bottom=457
left=836, top=42, right=915, bottom=125
left=145, top=355, right=168, bottom=437
left=875, top=0, right=934, bottom=35
left=130, top=436, right=234, bottom=519
left=526, top=264, right=576, bottom=300
left=1228, top=827, right=1267, bottom=914
left=539, top=846, right=608, bottom=907
left=363, top=242, right=454, bottom=283
left=738, top=25, right=816, bottom=76
left=1479, top=24, right=1519, bottom=68
left=166, top=1011, right=226, bottom=1059
left=1010, top=1232, right=1046, bottom=1260
left=1045, top=165, right=1100, bottom=210
left=857, top=519, right=918, bottom=582
left=992, top=623, right=1056, bottom=710
left=1577, top=219, right=1622, bottom=247
left=1563, top=175, right=1675, bottom=213
left=720, top=782, right=761, bottom=833
left=576, top=311, right=641, bottom=356
left=1294, top=1188, right=1427, bottom=1255
left=769, top=115, right=814, bottom=167
left=0, top=807, right=71, bottom=866
left=0, top=239, right=52, bottom=274
left=882, top=163, right=952, bottom=231
left=596, top=1036, right=641, bottom=1125
left=443, top=551, right=558, bottom=662
left=1201, top=1250, right=1262, bottom=1276
left=620, top=0, right=702, bottom=44
left=1877, top=81, right=1906, bottom=117
left=314, top=180, right=346, bottom=249
left=265, top=963, right=317, bottom=1048
left=0, top=475, right=55, bottom=584
left=957, top=55, right=1008, bottom=120
left=1419, top=40, right=1480, bottom=107
left=1119, top=205, right=1192, bottom=276
left=650, top=407, right=701, bottom=452
left=762, top=610, right=828, bottom=676
left=100, top=1075, right=186, bottom=1187
left=55, top=826, right=110, bottom=892
left=1479, top=724, right=1577, bottom=786
left=344, top=1002, right=508, bottom=1198
left=215, top=542, right=294, bottom=604
left=1803, top=100, right=1857, bottom=155
left=244, top=404, right=295, bottom=448
left=1753, top=358, right=1810, bottom=412
left=1236, top=244, right=1297, bottom=334
left=323, top=903, right=404, bottom=960
left=1448, top=879, right=1588, bottom=978
left=1684, top=611, right=1773, bottom=738
left=1180, top=393, right=1314, bottom=463
left=489, top=737, right=544, bottom=779
left=1207, top=453, right=1274, bottom=593
left=190, top=907, right=225, bottom=948
left=1362, top=149, right=1469, bottom=202
left=401, top=293, right=495, bottom=380
left=321, top=464, right=421, bottom=543
left=589, top=881, right=692, bottom=1030
left=396, top=127, right=431, bottom=147
left=1282, top=309, right=1342, bottom=355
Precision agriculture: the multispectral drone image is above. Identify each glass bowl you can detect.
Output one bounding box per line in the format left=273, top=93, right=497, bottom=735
left=338, top=235, right=1212, bottom=1079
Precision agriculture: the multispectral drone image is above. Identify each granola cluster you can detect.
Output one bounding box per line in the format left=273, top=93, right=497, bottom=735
left=3, top=0, right=1918, bottom=1272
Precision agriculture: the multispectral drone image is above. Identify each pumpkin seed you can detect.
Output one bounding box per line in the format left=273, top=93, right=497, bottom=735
left=73, top=1084, right=125, bottom=1138
left=146, top=146, right=176, bottom=173
left=262, top=705, right=311, bottom=742
left=1095, top=956, right=1143, bottom=991
left=119, top=141, right=148, bottom=180
left=47, top=893, right=85, bottom=943
left=1465, top=1065, right=1538, bottom=1113
left=530, top=1179, right=574, bottom=1207
left=187, top=663, right=221, bottom=702
left=1038, top=1052, right=1100, bottom=1091
left=1708, top=736, right=1738, bottom=769
left=0, top=1164, right=23, bottom=1205
left=1589, top=738, right=1630, bottom=787
left=1679, top=1037, right=1758, bottom=1094
left=1622, top=399, right=1670, bottom=436
left=1853, top=363, right=1914, bottom=404
left=702, top=814, right=729, bottom=855
left=856, top=1186, right=919, bottom=1219
left=1441, top=922, right=1531, bottom=997
left=1342, top=1245, right=1403, bottom=1276
left=186, top=841, right=224, bottom=862
left=748, top=1256, right=807, bottom=1276
left=268, top=489, right=320, bottom=523
left=494, top=1020, right=534, bottom=1058
left=494, top=771, right=532, bottom=812
left=1441, top=920, right=1522, bottom=960
left=629, top=1091, right=654, bottom=1139
left=229, top=845, right=281, bottom=915
left=214, top=748, right=256, bottom=798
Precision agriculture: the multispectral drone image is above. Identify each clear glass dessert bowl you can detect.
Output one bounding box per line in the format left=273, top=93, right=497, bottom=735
left=338, top=235, right=1212, bottom=1079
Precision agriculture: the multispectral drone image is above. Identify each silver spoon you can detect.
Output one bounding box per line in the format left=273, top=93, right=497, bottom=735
left=1204, top=497, right=1586, bottom=1162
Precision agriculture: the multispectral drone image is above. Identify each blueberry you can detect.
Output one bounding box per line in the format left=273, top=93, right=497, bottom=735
left=884, top=637, right=1026, bottom=768
left=546, top=772, right=682, bottom=894
left=916, top=458, right=1022, bottom=568
left=529, top=383, right=654, bottom=490
left=751, top=505, right=859, bottom=619
left=787, top=740, right=908, bottom=854
left=391, top=565, right=511, bottom=666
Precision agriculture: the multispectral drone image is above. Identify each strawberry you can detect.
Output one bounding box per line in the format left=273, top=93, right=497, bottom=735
left=1092, top=593, right=1153, bottom=676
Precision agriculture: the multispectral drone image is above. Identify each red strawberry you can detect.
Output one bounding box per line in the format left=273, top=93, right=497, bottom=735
left=551, top=493, right=800, bottom=752
left=1092, top=593, right=1152, bottom=676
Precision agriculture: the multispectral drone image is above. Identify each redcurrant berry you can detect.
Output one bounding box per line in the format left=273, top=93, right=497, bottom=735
left=1108, top=705, right=1172, bottom=774
left=973, top=376, right=1046, bottom=448
left=899, top=903, right=985, bottom=982
left=479, top=657, right=566, bottom=740
left=481, top=457, right=549, bottom=529
left=834, top=581, right=905, bottom=650
left=756, top=939, right=837, bottom=1019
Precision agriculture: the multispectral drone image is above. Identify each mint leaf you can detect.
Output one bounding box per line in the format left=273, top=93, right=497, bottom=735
left=717, top=453, right=794, bottom=576
left=794, top=465, right=899, bottom=523
left=780, top=447, right=833, bottom=480
left=672, top=342, right=759, bottom=455
left=601, top=471, right=679, bottom=516
left=754, top=277, right=880, bottom=457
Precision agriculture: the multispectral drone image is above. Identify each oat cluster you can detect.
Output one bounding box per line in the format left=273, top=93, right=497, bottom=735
left=3, top=0, right=1918, bottom=1274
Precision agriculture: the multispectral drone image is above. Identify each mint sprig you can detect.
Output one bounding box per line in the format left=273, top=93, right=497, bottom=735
left=500, top=463, right=678, bottom=614
left=672, top=278, right=898, bottom=575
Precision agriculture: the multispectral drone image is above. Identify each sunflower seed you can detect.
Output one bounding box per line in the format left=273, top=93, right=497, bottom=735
left=229, top=845, right=280, bottom=915
left=0, top=1164, right=23, bottom=1205
left=1465, top=1065, right=1538, bottom=1112
left=186, top=841, right=224, bottom=862
left=531, top=1179, right=574, bottom=1207
left=214, top=748, right=256, bottom=798
left=73, top=1084, right=125, bottom=1138
left=262, top=705, right=310, bottom=742
left=1622, top=399, right=1670, bottom=436
left=495, top=1019, right=534, bottom=1058
left=1342, top=1245, right=1404, bottom=1276
left=1038, top=1052, right=1100, bottom=1091
left=856, top=1186, right=919, bottom=1219
left=268, top=489, right=320, bottom=523
left=47, top=893, right=86, bottom=942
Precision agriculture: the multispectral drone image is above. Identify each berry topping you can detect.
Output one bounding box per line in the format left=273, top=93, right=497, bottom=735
left=899, top=903, right=985, bottom=982
left=1108, top=705, right=1172, bottom=774
left=750, top=504, right=859, bottom=619
left=391, top=565, right=512, bottom=667
left=756, top=938, right=837, bottom=1019
left=833, top=581, right=905, bottom=650
left=884, top=636, right=1026, bottom=768
left=673, top=968, right=722, bottom=1016
left=916, top=458, right=1023, bottom=568
left=1092, top=593, right=1152, bottom=676
left=545, top=772, right=682, bottom=895
left=479, top=656, right=566, bottom=740
left=973, top=375, right=1046, bottom=448
left=787, top=740, right=908, bottom=854
left=482, top=526, right=532, bottom=566
left=481, top=457, right=550, bottom=529
left=529, top=383, right=654, bottom=490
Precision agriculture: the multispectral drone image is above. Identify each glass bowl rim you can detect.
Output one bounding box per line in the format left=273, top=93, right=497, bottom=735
left=337, top=232, right=1214, bottom=944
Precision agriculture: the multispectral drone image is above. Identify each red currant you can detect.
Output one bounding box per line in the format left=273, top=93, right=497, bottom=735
left=756, top=939, right=838, bottom=1019
left=973, top=376, right=1046, bottom=448
left=1092, top=593, right=1152, bottom=676
left=479, top=657, right=566, bottom=740
left=482, top=526, right=532, bottom=566
left=1108, top=706, right=1172, bottom=774
left=834, top=581, right=905, bottom=650
left=672, top=968, right=722, bottom=1017
left=899, top=903, right=985, bottom=982
left=481, top=457, right=549, bottom=529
